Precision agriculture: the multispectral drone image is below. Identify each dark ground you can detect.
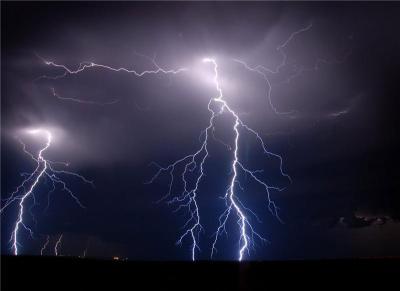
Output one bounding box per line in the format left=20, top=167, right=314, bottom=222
left=1, top=256, right=399, bottom=289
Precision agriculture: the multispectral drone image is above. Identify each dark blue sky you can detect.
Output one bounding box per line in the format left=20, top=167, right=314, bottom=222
left=2, top=2, right=400, bottom=260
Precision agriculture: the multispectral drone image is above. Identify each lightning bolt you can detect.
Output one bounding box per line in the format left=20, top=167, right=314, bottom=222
left=148, top=58, right=290, bottom=261
left=80, top=238, right=90, bottom=258
left=35, top=53, right=186, bottom=106
left=51, top=87, right=119, bottom=106
left=40, top=235, right=50, bottom=256
left=234, top=23, right=352, bottom=116
left=54, top=233, right=63, bottom=256
left=1, top=129, right=93, bottom=255
left=233, top=23, right=314, bottom=116
left=37, top=53, right=186, bottom=80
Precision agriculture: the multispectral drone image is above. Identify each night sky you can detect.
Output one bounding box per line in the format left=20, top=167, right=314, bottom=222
left=2, top=1, right=400, bottom=260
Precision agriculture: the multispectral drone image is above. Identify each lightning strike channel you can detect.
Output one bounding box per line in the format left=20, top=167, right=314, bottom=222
left=51, top=87, right=119, bottom=106
left=37, top=54, right=186, bottom=80
left=40, top=235, right=50, bottom=256
left=36, top=53, right=187, bottom=105
left=233, top=23, right=313, bottom=116
left=148, top=58, right=291, bottom=261
left=1, top=129, right=93, bottom=255
left=54, top=234, right=63, bottom=256
left=234, top=23, right=352, bottom=117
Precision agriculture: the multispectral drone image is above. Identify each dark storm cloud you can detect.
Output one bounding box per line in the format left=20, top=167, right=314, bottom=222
left=338, top=215, right=386, bottom=229
left=2, top=2, right=400, bottom=259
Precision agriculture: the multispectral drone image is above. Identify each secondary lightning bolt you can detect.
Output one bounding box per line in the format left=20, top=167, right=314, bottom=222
left=37, top=53, right=186, bottom=80
left=35, top=53, right=187, bottom=105
left=148, top=58, right=290, bottom=261
left=1, top=128, right=93, bottom=255
left=234, top=23, right=352, bottom=116
left=233, top=23, right=313, bottom=116
left=54, top=233, right=63, bottom=256
left=40, top=235, right=50, bottom=256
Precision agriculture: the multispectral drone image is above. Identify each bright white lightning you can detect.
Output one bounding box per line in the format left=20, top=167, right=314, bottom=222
left=37, top=53, right=186, bottom=80
left=36, top=53, right=187, bottom=105
left=1, top=128, right=93, bottom=255
left=148, top=58, right=290, bottom=261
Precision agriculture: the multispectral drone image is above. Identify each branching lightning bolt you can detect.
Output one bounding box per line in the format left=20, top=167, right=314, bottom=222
left=35, top=53, right=186, bottom=105
left=148, top=58, right=290, bottom=261
left=234, top=23, right=352, bottom=116
left=37, top=53, right=186, bottom=80
left=1, top=129, right=93, bottom=255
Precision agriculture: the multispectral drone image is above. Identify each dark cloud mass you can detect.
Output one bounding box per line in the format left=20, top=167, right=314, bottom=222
left=2, top=2, right=400, bottom=260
